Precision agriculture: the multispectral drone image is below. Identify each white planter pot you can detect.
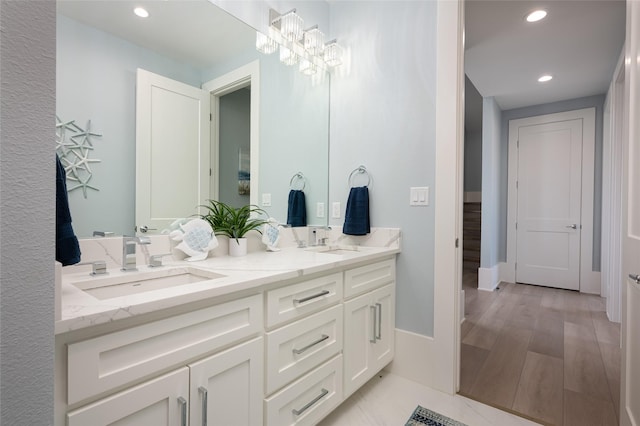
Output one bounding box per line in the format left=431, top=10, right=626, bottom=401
left=229, top=237, right=247, bottom=257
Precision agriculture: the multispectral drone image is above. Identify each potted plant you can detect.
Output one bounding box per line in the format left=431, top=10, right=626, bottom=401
left=200, top=200, right=267, bottom=256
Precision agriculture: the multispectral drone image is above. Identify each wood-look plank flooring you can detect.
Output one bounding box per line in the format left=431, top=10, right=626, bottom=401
left=460, top=269, right=620, bottom=426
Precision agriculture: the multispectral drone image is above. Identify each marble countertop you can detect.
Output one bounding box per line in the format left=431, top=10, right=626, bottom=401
left=56, top=227, right=401, bottom=335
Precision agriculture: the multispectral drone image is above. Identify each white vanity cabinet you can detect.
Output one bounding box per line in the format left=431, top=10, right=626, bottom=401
left=57, top=253, right=398, bottom=426
left=343, top=260, right=396, bottom=398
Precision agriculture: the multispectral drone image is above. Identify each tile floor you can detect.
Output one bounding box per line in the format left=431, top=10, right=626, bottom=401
left=318, top=371, right=540, bottom=426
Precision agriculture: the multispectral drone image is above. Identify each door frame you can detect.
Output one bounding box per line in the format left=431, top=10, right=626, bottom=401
left=506, top=108, right=598, bottom=293
left=202, top=60, right=260, bottom=206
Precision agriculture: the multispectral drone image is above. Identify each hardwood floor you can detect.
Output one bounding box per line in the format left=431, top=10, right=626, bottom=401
left=460, top=269, right=621, bottom=426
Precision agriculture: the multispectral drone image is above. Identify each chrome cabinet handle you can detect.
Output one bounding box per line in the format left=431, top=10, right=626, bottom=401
left=178, top=396, right=187, bottom=426
left=293, top=290, right=330, bottom=304
left=198, top=386, right=208, bottom=426
left=370, top=306, right=377, bottom=343
left=139, top=225, right=157, bottom=233
left=293, top=334, right=329, bottom=354
left=375, top=303, right=382, bottom=340
left=630, top=274, right=640, bottom=284
left=565, top=224, right=578, bottom=229
left=292, top=388, right=329, bottom=416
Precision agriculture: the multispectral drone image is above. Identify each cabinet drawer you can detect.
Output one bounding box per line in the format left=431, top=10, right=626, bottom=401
left=266, top=305, right=343, bottom=394
left=266, top=273, right=342, bottom=327
left=67, top=294, right=262, bottom=405
left=344, top=259, right=395, bottom=298
left=265, top=355, right=343, bottom=426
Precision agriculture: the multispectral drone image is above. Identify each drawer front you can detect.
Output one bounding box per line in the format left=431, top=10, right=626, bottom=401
left=67, top=294, right=262, bottom=405
left=265, top=355, right=343, bottom=426
left=344, top=259, right=395, bottom=299
left=266, top=273, right=342, bottom=328
left=266, top=305, right=343, bottom=394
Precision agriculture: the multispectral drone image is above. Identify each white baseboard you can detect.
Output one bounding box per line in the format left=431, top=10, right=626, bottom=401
left=386, top=329, right=436, bottom=388
left=478, top=265, right=500, bottom=291
left=463, top=191, right=482, bottom=203
left=499, top=262, right=514, bottom=284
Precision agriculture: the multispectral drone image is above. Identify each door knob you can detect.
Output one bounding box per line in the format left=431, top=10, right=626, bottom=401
left=629, top=274, right=640, bottom=284
left=139, top=225, right=157, bottom=233
left=565, top=224, right=578, bottom=229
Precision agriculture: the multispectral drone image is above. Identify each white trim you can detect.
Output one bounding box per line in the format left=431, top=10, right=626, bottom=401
left=386, top=329, right=436, bottom=387
left=202, top=60, right=260, bottom=206
left=498, top=261, right=514, bottom=284
left=478, top=265, right=500, bottom=292
left=602, top=50, right=625, bottom=322
left=506, top=108, right=598, bottom=293
left=433, top=0, right=464, bottom=395
left=463, top=192, right=482, bottom=203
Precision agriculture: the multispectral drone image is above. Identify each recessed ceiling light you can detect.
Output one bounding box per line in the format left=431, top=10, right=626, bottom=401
left=134, top=7, right=149, bottom=18
left=526, top=9, right=547, bottom=23
left=538, top=74, right=553, bottom=83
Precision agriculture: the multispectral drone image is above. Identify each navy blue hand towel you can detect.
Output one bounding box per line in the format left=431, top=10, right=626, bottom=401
left=56, top=154, right=81, bottom=266
left=343, top=186, right=370, bottom=235
left=287, top=189, right=307, bottom=227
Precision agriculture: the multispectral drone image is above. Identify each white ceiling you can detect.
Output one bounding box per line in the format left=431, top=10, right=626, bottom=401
left=465, top=0, right=626, bottom=111
left=57, top=0, right=256, bottom=70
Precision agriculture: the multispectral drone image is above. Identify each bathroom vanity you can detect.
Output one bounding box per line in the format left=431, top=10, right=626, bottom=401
left=54, top=228, right=399, bottom=426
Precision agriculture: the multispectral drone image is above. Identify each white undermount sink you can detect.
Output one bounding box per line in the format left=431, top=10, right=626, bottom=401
left=306, top=244, right=364, bottom=255
left=70, top=266, right=226, bottom=300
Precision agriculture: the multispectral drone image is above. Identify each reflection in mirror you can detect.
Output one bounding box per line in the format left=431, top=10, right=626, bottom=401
left=56, top=0, right=329, bottom=237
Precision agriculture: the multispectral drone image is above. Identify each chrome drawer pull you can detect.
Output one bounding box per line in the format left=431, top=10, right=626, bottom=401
left=375, top=303, right=382, bottom=340
left=199, top=386, right=208, bottom=426
left=293, top=290, right=330, bottom=304
left=292, top=388, right=329, bottom=416
left=293, top=334, right=329, bottom=355
left=370, top=306, right=377, bottom=343
left=630, top=274, right=640, bottom=284
left=178, top=396, right=187, bottom=426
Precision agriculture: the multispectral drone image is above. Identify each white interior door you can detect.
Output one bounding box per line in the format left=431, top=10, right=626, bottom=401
left=136, top=69, right=210, bottom=234
left=515, top=119, right=583, bottom=290
left=621, top=2, right=640, bottom=425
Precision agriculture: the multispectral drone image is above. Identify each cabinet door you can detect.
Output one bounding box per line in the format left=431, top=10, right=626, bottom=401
left=189, top=337, right=263, bottom=426
left=370, top=284, right=395, bottom=370
left=67, top=367, right=189, bottom=426
left=343, top=293, right=374, bottom=398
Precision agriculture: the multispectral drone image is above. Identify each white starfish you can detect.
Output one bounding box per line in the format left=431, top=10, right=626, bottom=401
left=67, top=174, right=99, bottom=199
left=70, top=146, right=100, bottom=174
left=70, top=120, right=102, bottom=149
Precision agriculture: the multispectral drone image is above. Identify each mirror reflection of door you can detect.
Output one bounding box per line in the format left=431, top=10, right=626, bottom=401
left=218, top=88, right=250, bottom=209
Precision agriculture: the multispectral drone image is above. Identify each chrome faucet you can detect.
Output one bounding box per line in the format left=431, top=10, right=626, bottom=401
left=308, top=226, right=332, bottom=247
left=122, top=236, right=151, bottom=271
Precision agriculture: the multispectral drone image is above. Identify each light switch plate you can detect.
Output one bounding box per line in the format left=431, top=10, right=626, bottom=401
left=262, top=193, right=272, bottom=207
left=317, top=202, right=325, bottom=218
left=332, top=202, right=341, bottom=218
left=410, top=187, right=429, bottom=206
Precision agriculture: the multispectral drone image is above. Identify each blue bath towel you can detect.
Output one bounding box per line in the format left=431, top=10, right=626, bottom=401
left=287, top=189, right=307, bottom=227
left=343, top=186, right=370, bottom=235
left=56, top=154, right=81, bottom=266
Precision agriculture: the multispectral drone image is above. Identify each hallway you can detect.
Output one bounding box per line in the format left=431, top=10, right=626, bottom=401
left=460, top=270, right=620, bottom=425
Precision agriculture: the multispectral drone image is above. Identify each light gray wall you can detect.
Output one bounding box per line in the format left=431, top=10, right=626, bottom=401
left=464, top=76, right=483, bottom=192
left=219, top=89, right=251, bottom=207
left=499, top=95, right=605, bottom=269
left=480, top=97, right=502, bottom=268
left=329, top=1, right=438, bottom=336
left=57, top=15, right=202, bottom=237
left=1, top=1, right=55, bottom=424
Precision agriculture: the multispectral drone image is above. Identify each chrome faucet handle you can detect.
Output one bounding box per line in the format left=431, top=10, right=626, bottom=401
left=92, top=231, right=114, bottom=237
left=77, top=260, right=107, bottom=276
left=318, top=237, right=329, bottom=246
left=149, top=253, right=172, bottom=267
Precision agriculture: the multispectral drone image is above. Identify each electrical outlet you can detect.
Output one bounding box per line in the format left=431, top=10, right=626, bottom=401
left=262, top=193, right=272, bottom=207
left=317, top=202, right=325, bottom=218
left=332, top=202, right=341, bottom=218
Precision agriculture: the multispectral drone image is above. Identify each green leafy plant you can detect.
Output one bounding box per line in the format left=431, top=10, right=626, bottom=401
left=200, top=200, right=267, bottom=242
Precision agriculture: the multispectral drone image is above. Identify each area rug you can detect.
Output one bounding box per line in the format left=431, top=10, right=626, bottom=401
left=405, top=405, right=468, bottom=426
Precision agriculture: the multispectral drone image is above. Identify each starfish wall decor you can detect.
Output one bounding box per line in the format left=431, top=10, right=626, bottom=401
left=55, top=116, right=103, bottom=198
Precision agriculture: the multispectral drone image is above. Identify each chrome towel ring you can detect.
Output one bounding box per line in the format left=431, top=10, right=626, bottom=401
left=289, top=172, right=306, bottom=191
left=348, top=165, right=371, bottom=187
